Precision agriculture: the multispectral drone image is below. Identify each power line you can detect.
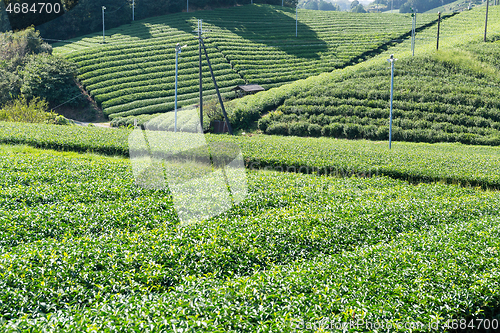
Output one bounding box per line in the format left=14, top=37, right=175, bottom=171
left=50, top=93, right=86, bottom=112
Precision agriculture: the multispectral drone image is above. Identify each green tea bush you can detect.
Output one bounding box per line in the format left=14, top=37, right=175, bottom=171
left=322, top=123, right=343, bottom=137
left=288, top=121, right=310, bottom=136
left=307, top=123, right=322, bottom=137
left=265, top=122, right=289, bottom=135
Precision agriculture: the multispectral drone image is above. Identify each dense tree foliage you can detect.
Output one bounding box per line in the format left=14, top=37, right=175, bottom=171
left=0, top=27, right=81, bottom=107
left=300, top=0, right=339, bottom=10
left=399, top=0, right=454, bottom=12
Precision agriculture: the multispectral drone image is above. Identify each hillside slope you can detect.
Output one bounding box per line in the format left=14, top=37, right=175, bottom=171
left=53, top=5, right=438, bottom=119
left=227, top=6, right=500, bottom=145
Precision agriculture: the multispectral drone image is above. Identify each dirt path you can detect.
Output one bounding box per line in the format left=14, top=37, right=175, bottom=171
left=72, top=120, right=112, bottom=128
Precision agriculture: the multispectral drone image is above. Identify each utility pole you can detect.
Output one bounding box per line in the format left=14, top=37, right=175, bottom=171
left=132, top=0, right=135, bottom=21
left=199, top=20, right=202, bottom=130
left=391, top=0, right=394, bottom=11
left=411, top=9, right=416, bottom=56
left=193, top=20, right=209, bottom=131
left=187, top=0, right=189, bottom=13
left=174, top=43, right=187, bottom=132
left=296, top=5, right=298, bottom=37
left=200, top=39, right=234, bottom=135
left=102, top=6, right=106, bottom=44
left=484, top=0, right=489, bottom=42
left=436, top=12, right=441, bottom=50
left=387, top=54, right=396, bottom=149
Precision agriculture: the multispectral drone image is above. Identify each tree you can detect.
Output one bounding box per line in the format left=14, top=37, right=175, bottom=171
left=350, top=0, right=360, bottom=9
left=318, top=0, right=338, bottom=10
left=18, top=53, right=81, bottom=107
left=399, top=2, right=412, bottom=12
left=0, top=95, right=50, bottom=123
left=0, top=69, right=21, bottom=105
left=0, top=0, right=11, bottom=32
left=352, top=3, right=367, bottom=11
left=304, top=0, right=319, bottom=9
left=0, top=27, right=52, bottom=67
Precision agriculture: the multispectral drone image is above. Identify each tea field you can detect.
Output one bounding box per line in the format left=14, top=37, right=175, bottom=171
left=4, top=121, right=500, bottom=188
left=227, top=6, right=500, bottom=144
left=1, top=144, right=500, bottom=331
left=53, top=5, right=438, bottom=119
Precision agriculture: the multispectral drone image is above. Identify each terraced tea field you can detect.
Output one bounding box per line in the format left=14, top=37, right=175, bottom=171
left=226, top=6, right=500, bottom=144
left=53, top=5, right=437, bottom=119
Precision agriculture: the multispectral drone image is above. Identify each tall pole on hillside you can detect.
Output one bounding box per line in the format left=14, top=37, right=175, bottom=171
left=193, top=20, right=209, bottom=131
left=187, top=0, right=189, bottom=13
left=436, top=12, right=441, bottom=50
left=411, top=9, right=416, bottom=56
left=484, top=0, right=489, bottom=41
left=296, top=5, right=298, bottom=37
left=174, top=43, right=187, bottom=132
left=391, top=0, right=394, bottom=11
left=388, top=55, right=396, bottom=149
left=200, top=39, right=234, bottom=135
left=199, top=20, right=203, bottom=130
left=102, top=6, right=106, bottom=44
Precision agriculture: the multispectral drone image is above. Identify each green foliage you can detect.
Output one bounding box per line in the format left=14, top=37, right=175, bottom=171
left=0, top=28, right=80, bottom=110
left=18, top=53, right=81, bottom=106
left=0, top=145, right=500, bottom=330
left=0, top=27, right=52, bottom=69
left=266, top=121, right=289, bottom=135
left=0, top=68, right=20, bottom=105
left=0, top=96, right=51, bottom=123
left=288, top=121, right=310, bottom=136
left=352, top=4, right=367, bottom=12
left=300, top=0, right=339, bottom=10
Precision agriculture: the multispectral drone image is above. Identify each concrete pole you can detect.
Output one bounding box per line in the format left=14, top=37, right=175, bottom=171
left=388, top=55, right=396, bottom=149
left=175, top=44, right=180, bottom=132
left=485, top=0, right=489, bottom=42
left=102, top=6, right=106, bottom=44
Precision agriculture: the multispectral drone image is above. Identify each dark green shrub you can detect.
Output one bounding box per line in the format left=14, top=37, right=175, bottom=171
left=308, top=123, right=322, bottom=137
left=19, top=53, right=81, bottom=107
left=289, top=121, right=310, bottom=137
left=322, top=123, right=343, bottom=137
left=376, top=126, right=389, bottom=140
left=266, top=122, right=289, bottom=136
left=258, top=116, right=273, bottom=132
left=362, top=124, right=378, bottom=139
left=343, top=123, right=361, bottom=139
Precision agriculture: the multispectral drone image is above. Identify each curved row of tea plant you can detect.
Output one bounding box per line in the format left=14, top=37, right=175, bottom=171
left=5, top=216, right=500, bottom=331
left=2, top=122, right=500, bottom=188
left=0, top=145, right=499, bottom=331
